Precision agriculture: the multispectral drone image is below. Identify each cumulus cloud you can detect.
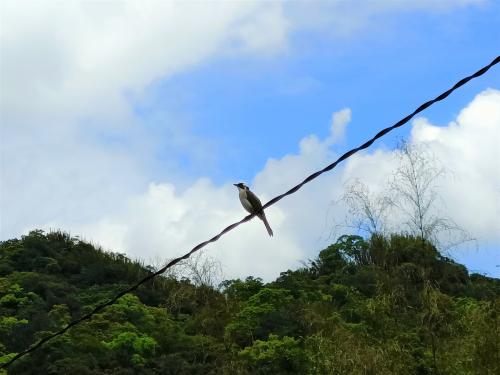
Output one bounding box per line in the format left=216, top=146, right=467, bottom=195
left=0, top=1, right=291, bottom=239
left=326, top=108, right=351, bottom=145
left=1, top=1, right=290, bottom=124
left=71, top=179, right=301, bottom=281
left=1, top=0, right=482, bottom=124
left=1, top=1, right=495, bottom=279
left=410, top=89, right=500, bottom=244
left=28, top=89, right=499, bottom=280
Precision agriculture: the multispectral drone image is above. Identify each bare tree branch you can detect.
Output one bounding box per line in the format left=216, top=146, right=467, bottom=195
left=343, top=140, right=474, bottom=252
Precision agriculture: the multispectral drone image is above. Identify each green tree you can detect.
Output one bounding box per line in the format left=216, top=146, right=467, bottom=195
left=239, top=334, right=308, bottom=374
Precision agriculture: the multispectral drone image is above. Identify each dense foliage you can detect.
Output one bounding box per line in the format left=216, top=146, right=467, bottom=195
left=0, top=230, right=498, bottom=374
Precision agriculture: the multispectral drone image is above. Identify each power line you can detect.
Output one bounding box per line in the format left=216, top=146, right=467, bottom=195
left=2, top=55, right=499, bottom=369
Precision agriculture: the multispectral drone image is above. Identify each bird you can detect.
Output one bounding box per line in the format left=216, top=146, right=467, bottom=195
left=233, top=182, right=273, bottom=237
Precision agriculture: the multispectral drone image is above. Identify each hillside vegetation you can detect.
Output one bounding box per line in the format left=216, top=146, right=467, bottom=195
left=0, top=230, right=498, bottom=374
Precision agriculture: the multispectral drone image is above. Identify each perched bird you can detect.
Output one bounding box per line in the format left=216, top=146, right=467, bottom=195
left=233, top=182, right=273, bottom=237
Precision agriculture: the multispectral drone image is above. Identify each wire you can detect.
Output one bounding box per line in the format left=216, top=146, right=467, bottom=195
left=2, top=55, right=498, bottom=369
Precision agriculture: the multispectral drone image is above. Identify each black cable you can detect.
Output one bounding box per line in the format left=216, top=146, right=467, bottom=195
left=2, top=55, right=498, bottom=369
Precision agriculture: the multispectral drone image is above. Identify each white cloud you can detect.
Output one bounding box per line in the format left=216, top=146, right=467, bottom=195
left=28, top=89, right=498, bottom=280
left=1, top=1, right=292, bottom=128
left=1, top=1, right=495, bottom=279
left=0, top=0, right=291, bottom=239
left=326, top=108, right=351, bottom=145
left=410, top=89, right=500, bottom=245
left=71, top=179, right=302, bottom=281
left=1, top=0, right=483, bottom=124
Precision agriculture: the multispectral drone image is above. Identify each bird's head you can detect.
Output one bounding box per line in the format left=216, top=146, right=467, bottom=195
left=233, top=182, right=248, bottom=190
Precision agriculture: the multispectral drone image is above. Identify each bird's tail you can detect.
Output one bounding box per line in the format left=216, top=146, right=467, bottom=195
left=259, top=213, right=273, bottom=237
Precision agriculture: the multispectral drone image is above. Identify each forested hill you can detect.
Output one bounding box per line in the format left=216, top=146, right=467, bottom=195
left=0, top=230, right=498, bottom=374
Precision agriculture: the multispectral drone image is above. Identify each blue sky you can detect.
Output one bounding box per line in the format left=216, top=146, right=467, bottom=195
left=1, top=1, right=499, bottom=280
left=135, top=2, right=500, bottom=184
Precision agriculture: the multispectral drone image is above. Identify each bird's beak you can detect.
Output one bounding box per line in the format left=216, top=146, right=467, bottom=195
left=233, top=184, right=238, bottom=187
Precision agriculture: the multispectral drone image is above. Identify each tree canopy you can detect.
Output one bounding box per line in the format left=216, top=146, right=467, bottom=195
left=0, top=230, right=498, bottom=374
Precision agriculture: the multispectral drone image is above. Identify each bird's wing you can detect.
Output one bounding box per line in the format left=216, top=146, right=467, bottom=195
left=246, top=190, right=264, bottom=212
